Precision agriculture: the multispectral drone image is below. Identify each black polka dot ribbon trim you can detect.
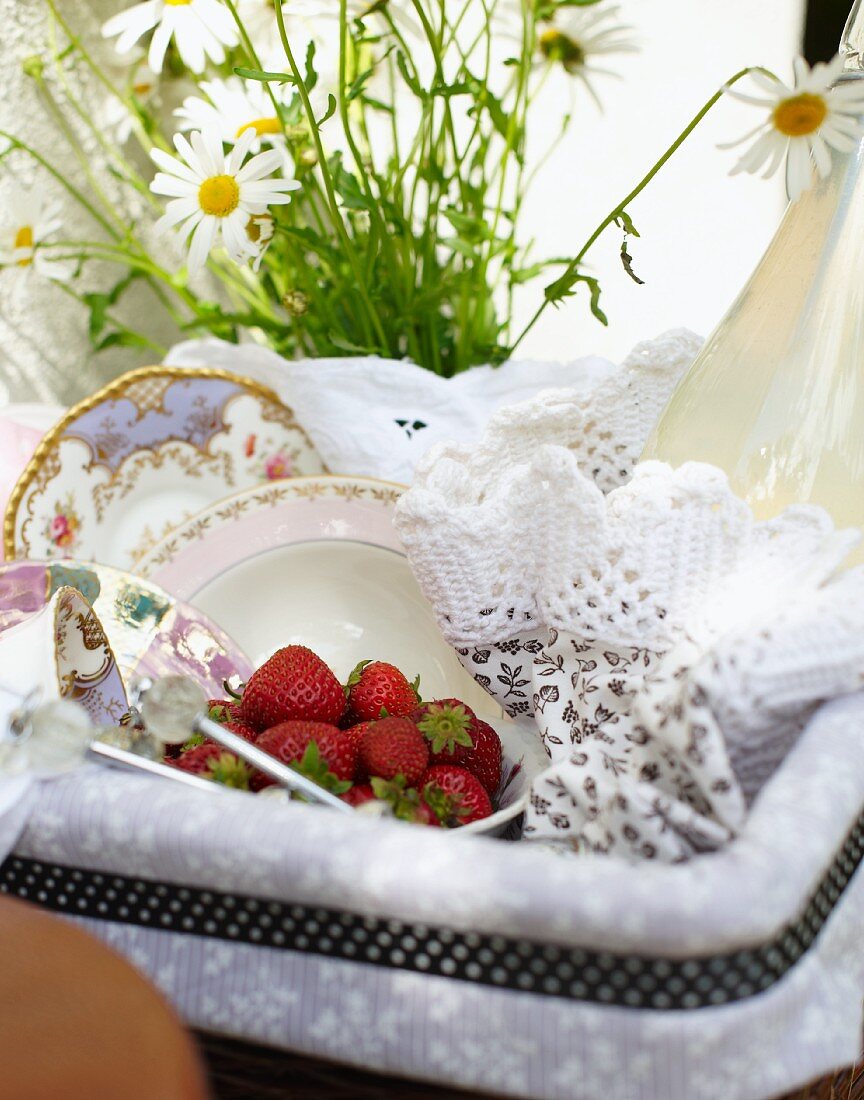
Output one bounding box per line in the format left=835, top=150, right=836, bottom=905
left=2, top=807, right=862, bottom=1010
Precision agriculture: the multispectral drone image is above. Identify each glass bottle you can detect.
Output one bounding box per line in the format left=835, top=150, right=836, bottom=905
left=642, top=2, right=864, bottom=558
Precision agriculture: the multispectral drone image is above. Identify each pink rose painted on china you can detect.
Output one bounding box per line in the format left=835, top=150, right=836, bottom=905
left=263, top=452, right=293, bottom=481
left=45, top=495, right=81, bottom=554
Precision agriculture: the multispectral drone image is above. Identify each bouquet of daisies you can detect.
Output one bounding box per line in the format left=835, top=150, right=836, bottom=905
left=1, top=0, right=859, bottom=376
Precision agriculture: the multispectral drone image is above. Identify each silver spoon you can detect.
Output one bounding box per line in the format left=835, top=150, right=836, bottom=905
left=139, top=676, right=354, bottom=814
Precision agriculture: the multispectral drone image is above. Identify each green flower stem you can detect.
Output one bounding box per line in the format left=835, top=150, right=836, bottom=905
left=44, top=13, right=156, bottom=204
left=337, top=0, right=402, bottom=299
left=43, top=0, right=128, bottom=113
left=0, top=131, right=119, bottom=241
left=508, top=65, right=779, bottom=355
left=33, top=76, right=142, bottom=240
left=221, top=0, right=290, bottom=132
left=273, top=0, right=388, bottom=352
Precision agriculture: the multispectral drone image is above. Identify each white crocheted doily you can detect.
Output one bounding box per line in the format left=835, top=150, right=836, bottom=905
left=394, top=333, right=864, bottom=862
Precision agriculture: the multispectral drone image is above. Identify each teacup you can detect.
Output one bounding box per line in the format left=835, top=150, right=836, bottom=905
left=0, top=585, right=128, bottom=728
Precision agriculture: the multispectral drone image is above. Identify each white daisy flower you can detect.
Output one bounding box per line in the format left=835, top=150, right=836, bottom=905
left=536, top=5, right=638, bottom=106
left=0, top=191, right=74, bottom=281
left=101, top=0, right=239, bottom=74
left=174, top=77, right=292, bottom=167
left=721, top=55, right=864, bottom=201
left=150, top=126, right=300, bottom=275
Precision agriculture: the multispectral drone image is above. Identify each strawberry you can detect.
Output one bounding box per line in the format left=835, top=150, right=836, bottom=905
left=341, top=783, right=378, bottom=808
left=343, top=722, right=373, bottom=781
left=360, top=717, right=429, bottom=786
left=421, top=765, right=493, bottom=825
left=462, top=719, right=502, bottom=795
left=223, top=719, right=259, bottom=744
left=170, top=744, right=251, bottom=790
left=242, top=646, right=345, bottom=730
left=253, top=720, right=357, bottom=793
left=412, top=699, right=478, bottom=766
left=344, top=660, right=420, bottom=723
left=207, top=699, right=245, bottom=725
left=369, top=776, right=441, bottom=826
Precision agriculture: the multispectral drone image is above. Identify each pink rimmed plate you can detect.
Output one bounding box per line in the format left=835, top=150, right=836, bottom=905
left=4, top=366, right=326, bottom=570
left=0, top=559, right=253, bottom=698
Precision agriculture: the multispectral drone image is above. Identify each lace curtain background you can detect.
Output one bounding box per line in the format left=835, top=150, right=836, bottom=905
left=0, top=0, right=801, bottom=406
left=0, top=0, right=181, bottom=406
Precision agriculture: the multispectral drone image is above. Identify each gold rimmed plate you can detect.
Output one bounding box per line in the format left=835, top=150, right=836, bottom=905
left=4, top=365, right=326, bottom=571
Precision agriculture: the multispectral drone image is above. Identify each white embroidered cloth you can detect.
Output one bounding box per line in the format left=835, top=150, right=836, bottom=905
left=395, top=382, right=864, bottom=862
left=164, top=334, right=695, bottom=484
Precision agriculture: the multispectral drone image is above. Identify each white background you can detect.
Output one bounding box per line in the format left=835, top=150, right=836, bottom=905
left=517, top=0, right=806, bottom=362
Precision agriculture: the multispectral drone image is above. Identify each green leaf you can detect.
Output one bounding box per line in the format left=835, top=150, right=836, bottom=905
left=544, top=270, right=608, bottom=325
left=330, top=155, right=371, bottom=211
left=509, top=261, right=552, bottom=286
left=327, top=331, right=380, bottom=354
left=620, top=240, right=645, bottom=285
left=304, top=40, right=319, bottom=91
left=233, top=65, right=296, bottom=86
left=94, top=330, right=153, bottom=351
left=316, top=94, right=337, bottom=127
left=395, top=50, right=424, bottom=98
left=614, top=211, right=640, bottom=237
left=430, top=80, right=472, bottom=98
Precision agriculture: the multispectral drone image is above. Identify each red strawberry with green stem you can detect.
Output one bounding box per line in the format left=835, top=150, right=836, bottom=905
left=207, top=699, right=245, bottom=725
left=412, top=699, right=477, bottom=766
left=344, top=661, right=420, bottom=723
left=360, top=717, right=429, bottom=786
left=254, top=720, right=357, bottom=793
left=421, top=765, right=493, bottom=825
left=170, top=744, right=252, bottom=790
left=369, top=776, right=440, bottom=826
left=242, top=646, right=345, bottom=731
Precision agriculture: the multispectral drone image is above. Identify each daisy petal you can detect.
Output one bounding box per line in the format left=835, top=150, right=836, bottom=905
left=150, top=172, right=197, bottom=199
left=235, top=148, right=284, bottom=182
left=154, top=196, right=200, bottom=232
left=808, top=131, right=832, bottom=178
left=150, top=148, right=199, bottom=184
left=173, top=133, right=208, bottom=179
left=785, top=139, right=812, bottom=201
left=187, top=215, right=217, bottom=276
left=147, top=15, right=174, bottom=74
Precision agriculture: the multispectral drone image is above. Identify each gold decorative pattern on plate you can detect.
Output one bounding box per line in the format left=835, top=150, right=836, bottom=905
left=4, top=364, right=326, bottom=564
left=138, top=476, right=406, bottom=574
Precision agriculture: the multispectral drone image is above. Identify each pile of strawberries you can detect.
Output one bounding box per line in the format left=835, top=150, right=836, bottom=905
left=167, top=645, right=501, bottom=827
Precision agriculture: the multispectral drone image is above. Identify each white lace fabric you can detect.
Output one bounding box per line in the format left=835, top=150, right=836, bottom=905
left=394, top=332, right=864, bottom=862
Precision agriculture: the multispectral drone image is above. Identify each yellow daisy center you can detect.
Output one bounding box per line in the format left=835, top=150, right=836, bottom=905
left=198, top=174, right=240, bottom=218
left=539, top=28, right=586, bottom=73
left=133, top=82, right=153, bottom=96
left=164, top=0, right=192, bottom=6
left=236, top=117, right=281, bottom=138
left=773, top=93, right=828, bottom=137
left=14, top=225, right=33, bottom=265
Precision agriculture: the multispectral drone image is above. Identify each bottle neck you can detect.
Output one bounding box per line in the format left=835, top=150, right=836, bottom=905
left=842, top=0, right=864, bottom=73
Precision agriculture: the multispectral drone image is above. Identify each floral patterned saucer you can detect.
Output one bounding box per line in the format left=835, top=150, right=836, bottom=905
left=0, top=559, right=253, bottom=697
left=3, top=366, right=326, bottom=570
